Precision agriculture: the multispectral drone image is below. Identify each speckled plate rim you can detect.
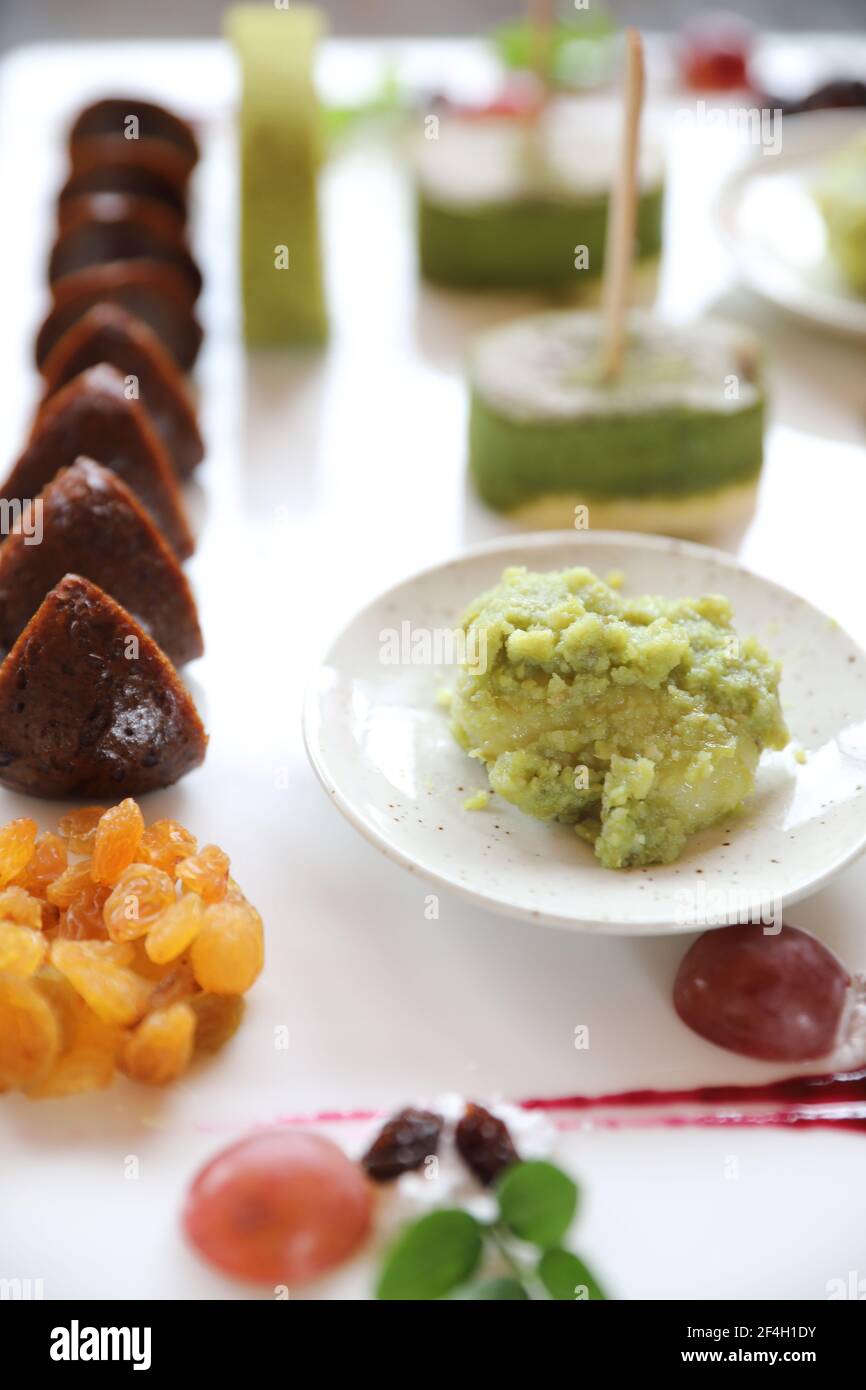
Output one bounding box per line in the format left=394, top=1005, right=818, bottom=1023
left=714, top=108, right=866, bottom=340
left=302, top=530, right=866, bottom=935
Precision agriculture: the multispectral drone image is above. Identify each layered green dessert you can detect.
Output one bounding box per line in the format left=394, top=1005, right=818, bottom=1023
left=469, top=312, right=764, bottom=537
left=815, top=131, right=866, bottom=295
left=227, top=4, right=328, bottom=344
left=417, top=102, right=663, bottom=291
left=451, top=566, right=788, bottom=869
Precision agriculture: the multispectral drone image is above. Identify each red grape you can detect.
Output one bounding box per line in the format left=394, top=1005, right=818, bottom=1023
left=183, top=1130, right=372, bottom=1286
left=674, top=924, right=849, bottom=1062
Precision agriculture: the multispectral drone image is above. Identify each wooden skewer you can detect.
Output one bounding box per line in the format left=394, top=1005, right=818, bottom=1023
left=528, top=0, right=556, bottom=92
left=600, top=27, right=645, bottom=381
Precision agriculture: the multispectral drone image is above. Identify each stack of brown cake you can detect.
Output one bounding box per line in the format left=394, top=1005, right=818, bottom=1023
left=0, top=98, right=210, bottom=798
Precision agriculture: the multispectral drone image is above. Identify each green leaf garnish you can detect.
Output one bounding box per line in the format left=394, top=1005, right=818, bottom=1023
left=538, top=1247, right=607, bottom=1301
left=323, top=66, right=405, bottom=143
left=491, top=12, right=617, bottom=88
left=376, top=1209, right=484, bottom=1301
left=496, top=1160, right=578, bottom=1249
left=450, top=1277, right=530, bottom=1300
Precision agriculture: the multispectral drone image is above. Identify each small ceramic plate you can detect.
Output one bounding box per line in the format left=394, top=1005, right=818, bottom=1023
left=303, top=531, right=866, bottom=934
left=715, top=109, right=866, bottom=338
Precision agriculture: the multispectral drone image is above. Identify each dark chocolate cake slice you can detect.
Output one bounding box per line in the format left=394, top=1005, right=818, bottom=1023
left=69, top=97, right=199, bottom=164
left=0, top=458, right=203, bottom=666
left=40, top=305, right=203, bottom=476
left=35, top=262, right=202, bottom=371
left=49, top=202, right=202, bottom=299
left=0, top=574, right=207, bottom=797
left=2, top=363, right=193, bottom=558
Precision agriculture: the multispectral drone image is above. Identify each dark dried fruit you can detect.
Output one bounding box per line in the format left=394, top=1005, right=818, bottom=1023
left=455, top=1103, right=519, bottom=1186
left=361, top=1107, right=443, bottom=1183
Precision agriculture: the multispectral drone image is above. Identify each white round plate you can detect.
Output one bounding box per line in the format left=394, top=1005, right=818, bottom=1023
left=715, top=109, right=866, bottom=338
left=303, top=531, right=866, bottom=934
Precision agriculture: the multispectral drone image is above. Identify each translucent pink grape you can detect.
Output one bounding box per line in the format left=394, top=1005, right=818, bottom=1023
left=183, top=1131, right=373, bottom=1286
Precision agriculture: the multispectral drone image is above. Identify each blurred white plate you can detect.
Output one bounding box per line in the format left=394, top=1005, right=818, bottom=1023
left=715, top=109, right=866, bottom=337
left=304, top=530, right=866, bottom=934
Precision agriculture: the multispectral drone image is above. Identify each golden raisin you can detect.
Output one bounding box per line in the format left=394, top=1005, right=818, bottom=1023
left=139, top=819, right=197, bottom=874
left=190, top=901, right=264, bottom=994
left=47, top=860, right=94, bottom=908
left=0, top=886, right=44, bottom=930
left=36, top=970, right=80, bottom=1050
left=120, top=1003, right=196, bottom=1085
left=0, top=818, right=38, bottom=888
left=26, top=996, right=120, bottom=1099
left=0, top=803, right=263, bottom=1098
left=57, top=807, right=107, bottom=856
left=0, top=972, right=61, bottom=1089
left=51, top=939, right=150, bottom=1025
left=147, top=961, right=198, bottom=1010
left=190, top=992, right=245, bottom=1054
left=128, top=940, right=176, bottom=981
left=91, top=800, right=144, bottom=885
left=12, top=832, right=67, bottom=899
left=40, top=903, right=61, bottom=936
left=0, top=924, right=47, bottom=976
left=59, top=882, right=111, bottom=941
left=177, top=845, right=230, bottom=904
left=146, top=891, right=203, bottom=964
left=103, top=865, right=176, bottom=943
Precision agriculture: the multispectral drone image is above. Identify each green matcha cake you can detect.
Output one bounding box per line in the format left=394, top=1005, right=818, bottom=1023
left=450, top=565, right=788, bottom=870
left=815, top=131, right=866, bottom=295
left=468, top=311, right=764, bottom=537
left=417, top=101, right=663, bottom=292
left=227, top=4, right=328, bottom=345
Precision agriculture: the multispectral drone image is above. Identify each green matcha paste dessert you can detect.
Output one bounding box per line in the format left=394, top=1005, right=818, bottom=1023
left=815, top=131, right=866, bottom=295
left=450, top=566, right=788, bottom=870
left=227, top=4, right=327, bottom=344
left=417, top=100, right=663, bottom=291
left=468, top=310, right=764, bottom=536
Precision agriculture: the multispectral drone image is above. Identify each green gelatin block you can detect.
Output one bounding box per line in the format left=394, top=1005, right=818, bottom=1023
left=815, top=132, right=866, bottom=295
left=468, top=311, right=764, bottom=514
left=416, top=105, right=663, bottom=290
left=227, top=4, right=327, bottom=345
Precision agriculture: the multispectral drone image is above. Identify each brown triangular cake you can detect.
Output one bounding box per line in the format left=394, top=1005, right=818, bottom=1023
left=1, top=363, right=193, bottom=558
left=0, top=458, right=203, bottom=666
left=0, top=574, right=207, bottom=797
left=58, top=161, right=187, bottom=216
left=40, top=304, right=204, bottom=477
left=67, top=133, right=194, bottom=199
left=57, top=190, right=186, bottom=238
left=68, top=97, right=200, bottom=164
left=35, top=261, right=202, bottom=371
left=48, top=203, right=202, bottom=299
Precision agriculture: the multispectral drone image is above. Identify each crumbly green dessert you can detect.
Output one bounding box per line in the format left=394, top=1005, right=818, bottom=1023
left=417, top=104, right=663, bottom=290
left=226, top=5, right=327, bottom=344
left=815, top=131, right=866, bottom=295
left=450, top=566, right=788, bottom=870
left=468, top=312, right=764, bottom=537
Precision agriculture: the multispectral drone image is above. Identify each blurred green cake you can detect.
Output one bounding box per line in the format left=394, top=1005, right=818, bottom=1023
left=468, top=311, right=764, bottom=537
left=815, top=131, right=866, bottom=295
left=227, top=4, right=328, bottom=345
left=417, top=100, right=663, bottom=292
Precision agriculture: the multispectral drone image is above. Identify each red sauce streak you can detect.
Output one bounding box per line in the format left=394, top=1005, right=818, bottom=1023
left=519, top=1069, right=866, bottom=1133
left=271, top=1070, right=866, bottom=1135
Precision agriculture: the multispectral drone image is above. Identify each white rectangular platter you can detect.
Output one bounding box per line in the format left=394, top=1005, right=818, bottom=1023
left=0, top=36, right=865, bottom=1300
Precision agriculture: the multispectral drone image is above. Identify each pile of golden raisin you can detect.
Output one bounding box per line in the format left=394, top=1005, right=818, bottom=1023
left=0, top=800, right=263, bottom=1096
